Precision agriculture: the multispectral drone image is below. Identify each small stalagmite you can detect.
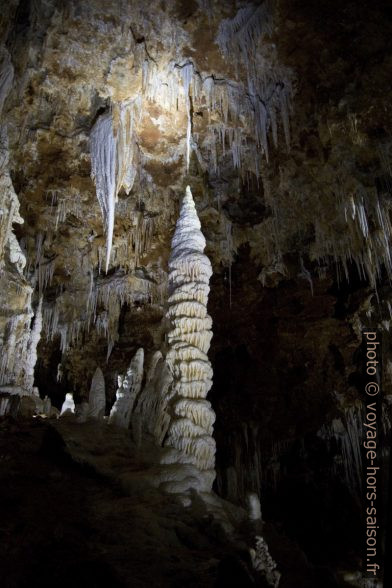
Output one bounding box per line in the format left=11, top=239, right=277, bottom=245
left=109, top=348, right=144, bottom=428
left=88, top=367, right=106, bottom=419
left=60, top=393, right=75, bottom=416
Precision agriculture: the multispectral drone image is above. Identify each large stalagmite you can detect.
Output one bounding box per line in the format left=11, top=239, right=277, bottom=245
left=162, top=186, right=216, bottom=489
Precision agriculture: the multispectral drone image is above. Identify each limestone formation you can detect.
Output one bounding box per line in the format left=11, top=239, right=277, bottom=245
left=60, top=393, right=75, bottom=416
left=90, top=101, right=141, bottom=272
left=88, top=367, right=106, bottom=419
left=132, top=351, right=173, bottom=445
left=246, top=492, right=262, bottom=522
left=109, top=348, right=144, bottom=428
left=75, top=401, right=89, bottom=423
left=23, top=297, right=43, bottom=392
left=162, top=186, right=216, bottom=488
left=0, top=127, right=34, bottom=390
left=250, top=536, right=281, bottom=588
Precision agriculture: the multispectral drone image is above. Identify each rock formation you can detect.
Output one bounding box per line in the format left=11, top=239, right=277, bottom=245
left=109, top=347, right=144, bottom=428
left=75, top=401, right=89, bottom=423
left=60, top=393, right=75, bottom=416
left=132, top=350, right=174, bottom=446
left=0, top=121, right=34, bottom=391
left=88, top=367, right=106, bottom=419
left=250, top=536, right=281, bottom=588
left=23, top=297, right=43, bottom=392
left=160, top=186, right=216, bottom=490
left=246, top=492, right=262, bottom=522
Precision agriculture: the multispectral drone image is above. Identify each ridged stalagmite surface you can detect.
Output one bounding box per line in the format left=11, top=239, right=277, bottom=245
left=164, top=186, right=216, bottom=485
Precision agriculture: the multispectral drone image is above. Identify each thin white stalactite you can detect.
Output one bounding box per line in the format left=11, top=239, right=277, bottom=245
left=180, top=63, right=193, bottom=171
left=90, top=113, right=116, bottom=273
left=90, top=100, right=141, bottom=272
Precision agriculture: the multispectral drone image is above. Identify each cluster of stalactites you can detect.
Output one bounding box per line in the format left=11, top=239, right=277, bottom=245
left=90, top=99, right=141, bottom=273
left=40, top=266, right=159, bottom=358
left=142, top=56, right=292, bottom=174
left=303, top=179, right=392, bottom=290
left=163, top=186, right=216, bottom=483
left=88, top=2, right=292, bottom=273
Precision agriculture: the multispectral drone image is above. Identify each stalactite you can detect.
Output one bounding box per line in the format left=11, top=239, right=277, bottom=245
left=310, top=184, right=392, bottom=289
left=216, top=3, right=273, bottom=67
left=133, top=213, right=155, bottom=266
left=318, top=404, right=364, bottom=494
left=90, top=113, right=116, bottom=273
left=37, top=258, right=56, bottom=294
left=90, top=99, right=142, bottom=272
left=298, top=257, right=314, bottom=296
left=213, top=2, right=293, bottom=164
left=47, top=189, right=82, bottom=229
left=39, top=266, right=159, bottom=359
left=179, top=63, right=193, bottom=170
left=114, top=97, right=141, bottom=195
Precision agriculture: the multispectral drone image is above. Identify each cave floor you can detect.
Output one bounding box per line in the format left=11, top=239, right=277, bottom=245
left=0, top=417, right=252, bottom=588
left=0, top=417, right=359, bottom=588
